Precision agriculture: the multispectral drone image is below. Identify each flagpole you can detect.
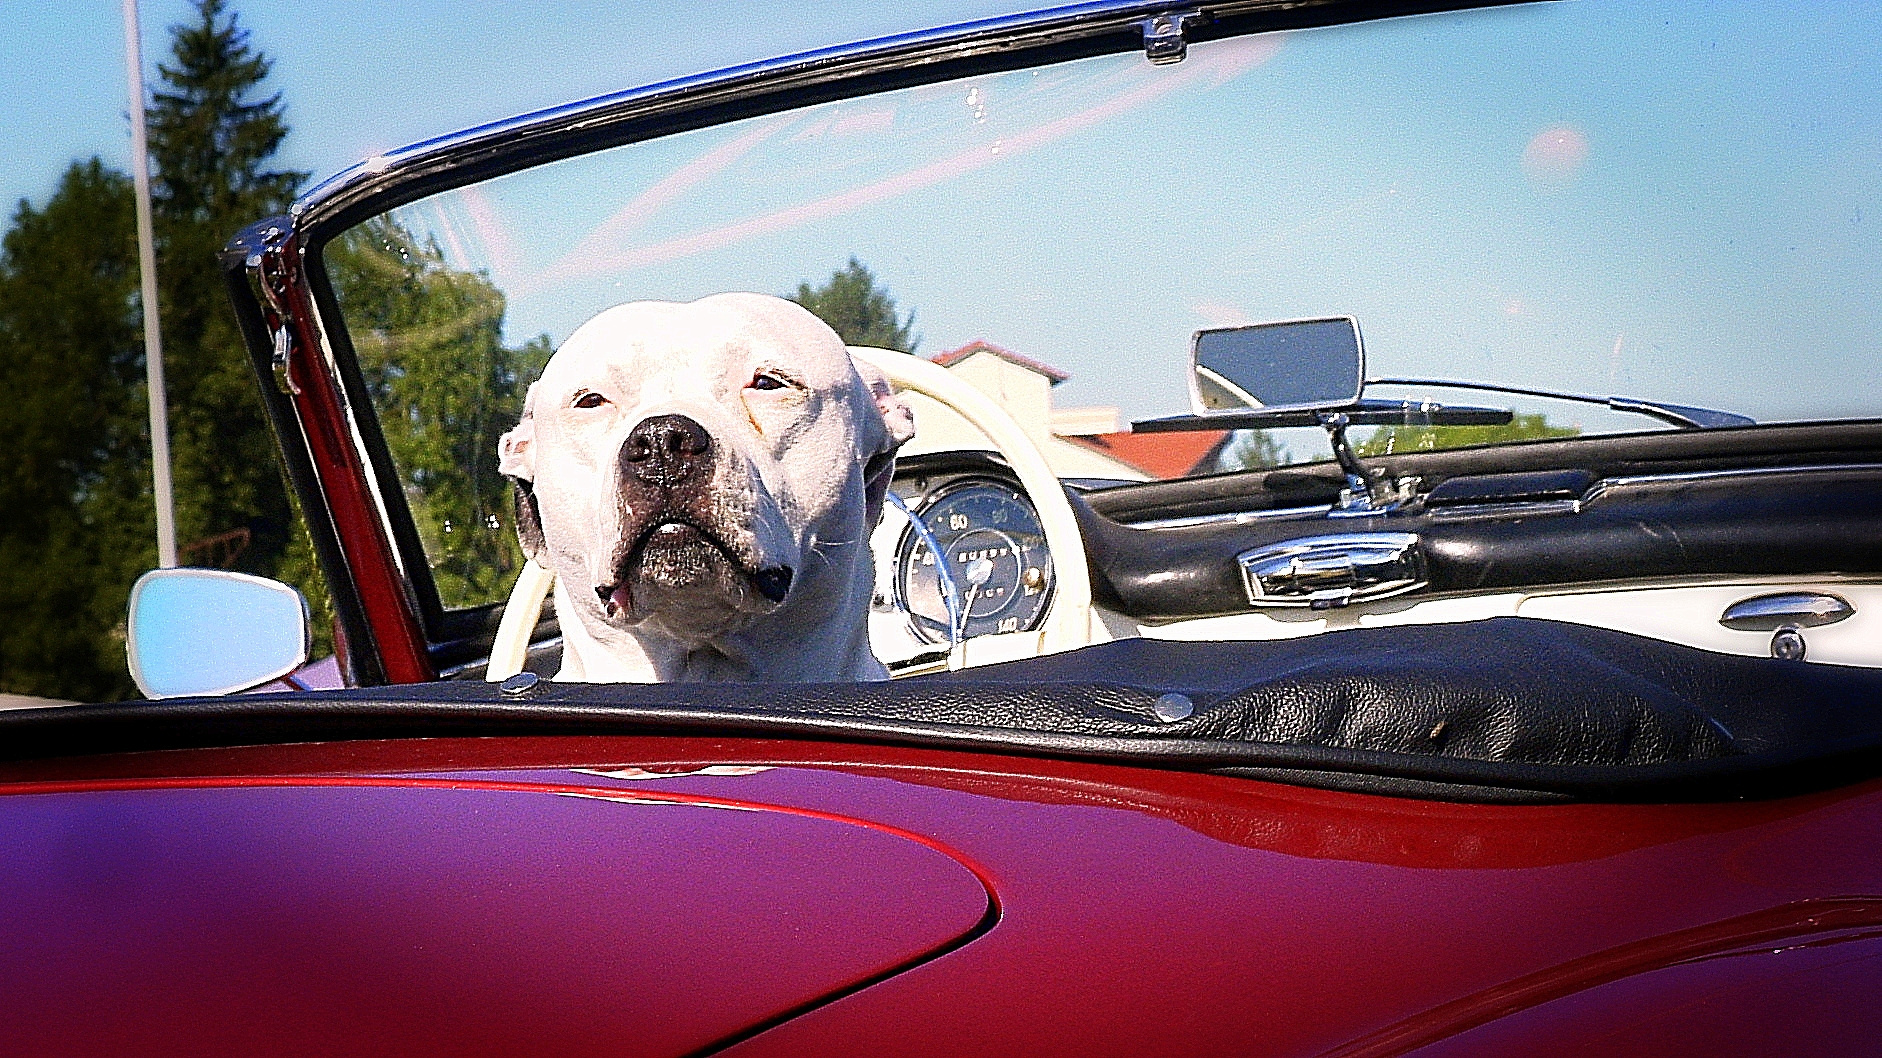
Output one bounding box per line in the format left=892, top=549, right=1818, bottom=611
left=122, top=0, right=177, bottom=568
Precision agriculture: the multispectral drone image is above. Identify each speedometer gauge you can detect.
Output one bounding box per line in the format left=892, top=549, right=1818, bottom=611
left=894, top=479, right=1055, bottom=644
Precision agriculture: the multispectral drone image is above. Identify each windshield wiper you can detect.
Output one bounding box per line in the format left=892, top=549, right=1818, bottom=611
left=1368, top=378, right=1755, bottom=430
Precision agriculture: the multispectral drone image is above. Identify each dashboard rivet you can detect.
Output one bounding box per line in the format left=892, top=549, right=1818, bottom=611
left=499, top=671, right=541, bottom=697
left=1153, top=693, right=1195, bottom=722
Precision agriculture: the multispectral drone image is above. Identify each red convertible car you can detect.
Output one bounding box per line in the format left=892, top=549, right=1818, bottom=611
left=6, top=1, right=1882, bottom=1054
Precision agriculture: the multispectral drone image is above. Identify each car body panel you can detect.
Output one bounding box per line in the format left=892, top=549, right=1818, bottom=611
left=0, top=747, right=992, bottom=1057
left=4, top=737, right=1879, bottom=1056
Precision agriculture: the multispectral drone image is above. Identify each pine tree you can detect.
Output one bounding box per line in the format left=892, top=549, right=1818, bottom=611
left=149, top=0, right=301, bottom=224
left=789, top=257, right=920, bottom=353
left=147, top=0, right=306, bottom=573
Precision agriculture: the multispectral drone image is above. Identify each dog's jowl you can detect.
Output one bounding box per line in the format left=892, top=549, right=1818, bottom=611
left=498, top=293, right=914, bottom=682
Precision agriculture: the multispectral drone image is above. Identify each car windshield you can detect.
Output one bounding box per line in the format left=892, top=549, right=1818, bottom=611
left=323, top=0, right=1881, bottom=611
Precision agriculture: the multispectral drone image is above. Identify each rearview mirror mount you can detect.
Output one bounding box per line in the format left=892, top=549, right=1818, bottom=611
left=1142, top=315, right=1513, bottom=516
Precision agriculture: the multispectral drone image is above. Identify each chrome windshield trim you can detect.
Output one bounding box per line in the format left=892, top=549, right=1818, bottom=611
left=292, top=0, right=1177, bottom=230
left=287, top=0, right=1527, bottom=238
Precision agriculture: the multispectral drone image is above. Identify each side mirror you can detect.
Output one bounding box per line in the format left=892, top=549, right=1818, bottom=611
left=1189, top=317, right=1365, bottom=415
left=126, top=568, right=310, bottom=699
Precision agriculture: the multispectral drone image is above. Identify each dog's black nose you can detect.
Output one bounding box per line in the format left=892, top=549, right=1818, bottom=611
left=621, top=414, right=713, bottom=486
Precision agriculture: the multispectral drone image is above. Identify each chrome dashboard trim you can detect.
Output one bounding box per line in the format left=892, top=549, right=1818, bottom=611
left=1719, top=592, right=1856, bottom=631
left=1426, top=498, right=1583, bottom=521
left=1597, top=462, right=1882, bottom=490
left=1126, top=504, right=1335, bottom=530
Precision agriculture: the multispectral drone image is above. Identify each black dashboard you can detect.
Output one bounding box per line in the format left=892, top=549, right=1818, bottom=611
left=895, top=421, right=1882, bottom=627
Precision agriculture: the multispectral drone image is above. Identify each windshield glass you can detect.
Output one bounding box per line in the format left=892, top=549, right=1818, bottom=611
left=326, top=0, right=1882, bottom=610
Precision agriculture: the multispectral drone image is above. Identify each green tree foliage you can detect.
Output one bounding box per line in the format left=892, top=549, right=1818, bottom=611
left=788, top=257, right=919, bottom=352
left=1215, top=429, right=1290, bottom=472
left=1212, top=413, right=1579, bottom=475
left=1354, top=412, right=1580, bottom=457
left=327, top=218, right=550, bottom=608
left=0, top=0, right=307, bottom=700
left=0, top=163, right=151, bottom=700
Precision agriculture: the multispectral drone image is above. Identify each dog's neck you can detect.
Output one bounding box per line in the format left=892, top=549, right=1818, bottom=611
left=552, top=538, right=887, bottom=683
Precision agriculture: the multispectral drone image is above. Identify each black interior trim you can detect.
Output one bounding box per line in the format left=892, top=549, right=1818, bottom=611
left=9, top=620, right=1881, bottom=805
left=1075, top=424, right=1882, bottom=622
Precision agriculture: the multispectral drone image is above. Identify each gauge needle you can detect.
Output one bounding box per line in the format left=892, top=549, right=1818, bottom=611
left=959, top=557, right=994, bottom=631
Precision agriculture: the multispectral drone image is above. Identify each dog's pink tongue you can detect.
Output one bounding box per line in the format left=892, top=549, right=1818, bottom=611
left=608, top=583, right=633, bottom=616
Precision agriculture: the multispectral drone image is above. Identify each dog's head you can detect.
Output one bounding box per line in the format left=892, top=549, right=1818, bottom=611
left=498, top=293, right=914, bottom=645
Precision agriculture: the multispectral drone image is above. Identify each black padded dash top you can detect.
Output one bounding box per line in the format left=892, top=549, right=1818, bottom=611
left=920, top=619, right=1748, bottom=766
left=4, top=618, right=1881, bottom=802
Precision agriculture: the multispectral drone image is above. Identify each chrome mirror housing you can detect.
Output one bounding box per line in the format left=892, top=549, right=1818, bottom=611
left=1189, top=317, right=1365, bottom=416
left=126, top=568, right=310, bottom=699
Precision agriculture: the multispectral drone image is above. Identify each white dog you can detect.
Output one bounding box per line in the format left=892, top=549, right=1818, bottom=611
left=497, top=293, right=914, bottom=682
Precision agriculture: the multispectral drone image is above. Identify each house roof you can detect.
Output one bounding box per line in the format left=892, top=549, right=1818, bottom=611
left=932, top=339, right=1071, bottom=383
left=1063, top=429, right=1232, bottom=480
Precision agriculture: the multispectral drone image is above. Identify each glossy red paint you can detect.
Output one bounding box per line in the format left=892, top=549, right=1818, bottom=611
left=1398, top=927, right=1882, bottom=1057
left=0, top=766, right=989, bottom=1057
left=3, top=736, right=1880, bottom=1056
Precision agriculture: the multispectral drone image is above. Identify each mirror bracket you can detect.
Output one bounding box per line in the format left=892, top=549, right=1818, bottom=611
left=1318, top=412, right=1419, bottom=516
left=1141, top=10, right=1203, bottom=65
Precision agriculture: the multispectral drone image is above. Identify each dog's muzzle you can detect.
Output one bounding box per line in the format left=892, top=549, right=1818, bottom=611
left=596, top=413, right=793, bottom=620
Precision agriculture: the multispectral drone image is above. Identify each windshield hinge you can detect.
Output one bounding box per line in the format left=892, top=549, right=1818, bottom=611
left=250, top=227, right=301, bottom=396
left=1141, top=10, right=1204, bottom=65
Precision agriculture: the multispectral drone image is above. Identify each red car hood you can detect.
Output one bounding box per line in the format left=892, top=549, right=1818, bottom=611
left=5, top=736, right=1882, bottom=1057
left=0, top=767, right=990, bottom=1057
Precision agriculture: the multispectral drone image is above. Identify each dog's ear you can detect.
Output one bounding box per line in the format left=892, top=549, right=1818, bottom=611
left=853, top=356, right=917, bottom=451
left=851, top=355, right=916, bottom=529
left=498, top=382, right=539, bottom=481
left=499, top=383, right=547, bottom=562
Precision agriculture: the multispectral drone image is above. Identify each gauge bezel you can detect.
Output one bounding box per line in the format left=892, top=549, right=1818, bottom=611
left=892, top=475, right=1057, bottom=646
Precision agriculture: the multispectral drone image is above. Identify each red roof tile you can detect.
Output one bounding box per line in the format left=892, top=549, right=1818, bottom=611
left=1064, top=430, right=1231, bottom=480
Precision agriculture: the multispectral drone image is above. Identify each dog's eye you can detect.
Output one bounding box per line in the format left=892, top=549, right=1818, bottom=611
left=748, top=371, right=789, bottom=392
left=572, top=391, right=609, bottom=410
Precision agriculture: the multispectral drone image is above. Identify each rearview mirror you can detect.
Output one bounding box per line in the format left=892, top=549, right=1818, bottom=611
left=1190, top=317, right=1365, bottom=415
left=126, top=568, right=310, bottom=699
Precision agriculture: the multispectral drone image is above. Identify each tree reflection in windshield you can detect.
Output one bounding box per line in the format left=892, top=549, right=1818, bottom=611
left=328, top=218, right=549, bottom=609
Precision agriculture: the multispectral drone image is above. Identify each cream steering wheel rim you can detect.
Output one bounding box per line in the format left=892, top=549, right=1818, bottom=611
left=486, top=346, right=1093, bottom=681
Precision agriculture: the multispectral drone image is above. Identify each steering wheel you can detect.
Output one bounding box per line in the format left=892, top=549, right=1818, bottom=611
left=485, top=345, right=1094, bottom=680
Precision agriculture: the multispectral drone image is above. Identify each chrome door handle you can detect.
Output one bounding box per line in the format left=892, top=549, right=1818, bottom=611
left=1720, top=591, right=1854, bottom=662
left=1719, top=592, right=1854, bottom=631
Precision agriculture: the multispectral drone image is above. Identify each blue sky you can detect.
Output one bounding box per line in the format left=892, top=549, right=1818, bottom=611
left=0, top=0, right=1026, bottom=216
left=363, top=0, right=1881, bottom=425
left=7, top=1, right=1878, bottom=427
